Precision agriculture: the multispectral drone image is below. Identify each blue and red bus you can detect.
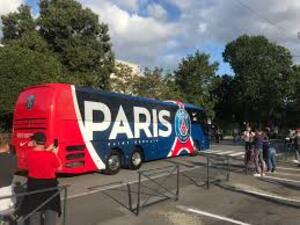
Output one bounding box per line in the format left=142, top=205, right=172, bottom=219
left=12, top=83, right=209, bottom=174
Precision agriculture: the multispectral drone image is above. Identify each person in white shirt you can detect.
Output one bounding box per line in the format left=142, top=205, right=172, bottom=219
left=242, top=127, right=255, bottom=169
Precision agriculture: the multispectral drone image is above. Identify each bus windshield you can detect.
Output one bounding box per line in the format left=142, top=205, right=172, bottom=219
left=187, top=109, right=209, bottom=134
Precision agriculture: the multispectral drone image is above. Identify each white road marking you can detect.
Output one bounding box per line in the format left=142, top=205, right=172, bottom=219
left=229, top=152, right=244, bottom=157
left=270, top=172, right=300, bottom=177
left=218, top=151, right=235, bottom=155
left=231, top=185, right=300, bottom=203
left=67, top=165, right=201, bottom=200
left=277, top=166, right=300, bottom=172
left=202, top=150, right=224, bottom=154
left=262, top=176, right=300, bottom=184
left=177, top=205, right=252, bottom=225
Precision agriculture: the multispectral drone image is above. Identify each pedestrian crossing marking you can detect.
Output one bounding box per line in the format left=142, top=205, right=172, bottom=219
left=202, top=149, right=245, bottom=159
left=203, top=150, right=224, bottom=154
left=218, top=151, right=235, bottom=155
left=229, top=152, right=245, bottom=157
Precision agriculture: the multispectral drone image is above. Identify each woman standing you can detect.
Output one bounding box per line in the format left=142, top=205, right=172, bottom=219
left=20, top=132, right=61, bottom=225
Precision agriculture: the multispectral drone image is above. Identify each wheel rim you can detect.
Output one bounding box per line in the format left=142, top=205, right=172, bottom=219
left=132, top=152, right=142, bottom=166
left=108, top=155, right=120, bottom=171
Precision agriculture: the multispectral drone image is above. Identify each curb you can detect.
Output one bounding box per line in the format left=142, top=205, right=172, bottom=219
left=216, top=182, right=300, bottom=208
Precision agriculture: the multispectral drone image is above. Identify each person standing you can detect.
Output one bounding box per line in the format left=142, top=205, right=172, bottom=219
left=267, top=146, right=277, bottom=173
left=293, top=130, right=300, bottom=164
left=20, top=132, right=61, bottom=225
left=242, top=127, right=255, bottom=169
left=253, top=130, right=266, bottom=177
left=0, top=133, right=16, bottom=218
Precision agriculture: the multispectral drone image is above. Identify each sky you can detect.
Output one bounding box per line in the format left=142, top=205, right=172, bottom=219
left=1, top=0, right=300, bottom=75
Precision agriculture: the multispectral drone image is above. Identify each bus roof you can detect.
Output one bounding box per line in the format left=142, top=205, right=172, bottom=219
left=76, top=86, right=204, bottom=111
left=24, top=83, right=204, bottom=111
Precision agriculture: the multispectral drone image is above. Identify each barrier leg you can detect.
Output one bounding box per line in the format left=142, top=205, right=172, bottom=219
left=226, top=157, right=230, bottom=181
left=63, top=187, right=68, bottom=225
left=136, top=172, right=141, bottom=216
left=206, top=158, right=210, bottom=189
left=176, top=165, right=180, bottom=201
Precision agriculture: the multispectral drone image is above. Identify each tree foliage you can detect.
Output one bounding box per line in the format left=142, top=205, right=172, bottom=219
left=110, top=62, right=139, bottom=95
left=132, top=67, right=165, bottom=99
left=212, top=75, right=238, bottom=123
left=223, top=34, right=294, bottom=125
left=0, top=46, right=64, bottom=115
left=39, top=0, right=114, bottom=89
left=174, top=51, right=219, bottom=117
left=0, top=1, right=114, bottom=130
left=1, top=5, right=35, bottom=42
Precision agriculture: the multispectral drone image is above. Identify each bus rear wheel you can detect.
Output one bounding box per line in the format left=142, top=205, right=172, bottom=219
left=129, top=149, right=143, bottom=170
left=104, top=150, right=122, bottom=175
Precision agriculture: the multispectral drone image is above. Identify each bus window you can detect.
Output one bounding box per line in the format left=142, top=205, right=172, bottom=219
left=188, top=110, right=209, bottom=135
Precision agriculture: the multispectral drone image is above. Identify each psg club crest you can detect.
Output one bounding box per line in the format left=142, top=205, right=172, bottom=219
left=26, top=95, right=35, bottom=110
left=167, top=101, right=195, bottom=157
left=175, top=109, right=191, bottom=143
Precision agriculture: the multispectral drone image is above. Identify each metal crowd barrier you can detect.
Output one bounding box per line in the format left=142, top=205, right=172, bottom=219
left=0, top=185, right=68, bottom=225
left=136, top=165, right=180, bottom=216
left=204, top=155, right=230, bottom=189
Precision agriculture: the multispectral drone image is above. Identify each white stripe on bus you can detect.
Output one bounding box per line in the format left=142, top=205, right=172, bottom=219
left=71, top=85, right=106, bottom=170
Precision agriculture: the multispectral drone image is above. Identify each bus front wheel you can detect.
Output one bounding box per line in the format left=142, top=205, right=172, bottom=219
left=129, top=148, right=143, bottom=170
left=104, top=150, right=122, bottom=175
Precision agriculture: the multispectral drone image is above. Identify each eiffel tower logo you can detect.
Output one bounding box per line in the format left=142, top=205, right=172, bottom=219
left=180, top=120, right=188, bottom=136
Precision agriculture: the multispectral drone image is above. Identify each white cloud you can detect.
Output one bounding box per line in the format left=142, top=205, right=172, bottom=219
left=79, top=0, right=179, bottom=67
left=147, top=3, right=167, bottom=21
left=0, top=0, right=24, bottom=39
left=0, top=0, right=23, bottom=16
left=77, top=0, right=300, bottom=69
left=114, top=0, right=139, bottom=11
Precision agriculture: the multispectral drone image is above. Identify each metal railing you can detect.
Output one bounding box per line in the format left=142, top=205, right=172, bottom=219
left=135, top=165, right=180, bottom=216
left=0, top=185, right=68, bottom=225
left=204, top=155, right=230, bottom=189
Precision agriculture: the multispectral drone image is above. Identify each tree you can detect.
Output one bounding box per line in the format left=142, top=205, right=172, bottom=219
left=223, top=34, right=294, bottom=125
left=174, top=51, right=219, bottom=118
left=0, top=46, right=65, bottom=130
left=132, top=67, right=165, bottom=99
left=39, top=0, right=114, bottom=89
left=160, top=73, right=184, bottom=100
left=283, top=65, right=300, bottom=127
left=110, top=62, right=140, bottom=95
left=212, top=75, right=238, bottom=123
left=1, top=5, right=35, bottom=42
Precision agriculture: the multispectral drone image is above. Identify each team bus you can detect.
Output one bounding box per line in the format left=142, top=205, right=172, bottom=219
left=12, top=83, right=209, bottom=175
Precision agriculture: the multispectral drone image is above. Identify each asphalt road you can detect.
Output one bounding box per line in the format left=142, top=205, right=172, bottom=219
left=14, top=141, right=300, bottom=225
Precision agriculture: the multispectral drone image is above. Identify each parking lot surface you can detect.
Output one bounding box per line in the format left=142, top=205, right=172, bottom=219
left=15, top=141, right=300, bottom=225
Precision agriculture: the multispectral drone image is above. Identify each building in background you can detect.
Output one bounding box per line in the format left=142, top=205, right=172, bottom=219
left=110, top=60, right=143, bottom=94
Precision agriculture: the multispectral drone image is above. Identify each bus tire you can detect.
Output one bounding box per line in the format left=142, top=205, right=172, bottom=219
left=129, top=148, right=143, bottom=170
left=191, top=140, right=200, bottom=157
left=104, top=150, right=122, bottom=175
